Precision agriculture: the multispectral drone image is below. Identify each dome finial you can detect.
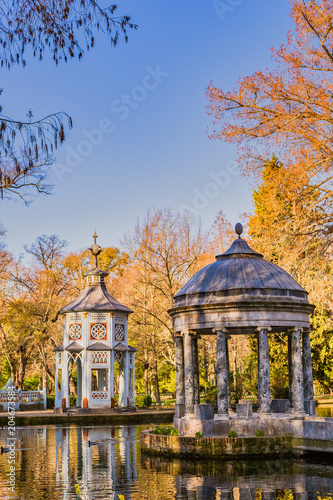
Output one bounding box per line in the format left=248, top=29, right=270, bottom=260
left=89, top=230, right=102, bottom=268
left=235, top=222, right=243, bottom=239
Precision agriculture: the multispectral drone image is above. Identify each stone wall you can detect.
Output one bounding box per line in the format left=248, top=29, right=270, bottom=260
left=143, top=415, right=333, bottom=459
left=140, top=430, right=293, bottom=459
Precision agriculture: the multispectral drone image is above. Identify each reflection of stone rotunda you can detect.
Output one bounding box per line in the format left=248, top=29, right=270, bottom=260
left=54, top=233, right=136, bottom=414
left=169, top=224, right=316, bottom=432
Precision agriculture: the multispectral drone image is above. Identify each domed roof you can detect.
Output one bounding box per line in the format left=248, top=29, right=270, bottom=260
left=170, top=224, right=314, bottom=334
left=175, top=236, right=306, bottom=300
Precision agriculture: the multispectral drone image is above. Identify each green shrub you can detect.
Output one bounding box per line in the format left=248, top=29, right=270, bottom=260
left=114, top=394, right=119, bottom=406
left=151, top=426, right=178, bottom=436
left=47, top=395, right=55, bottom=409
left=195, top=431, right=204, bottom=438
left=228, top=429, right=238, bottom=438
left=255, top=429, right=265, bottom=437
left=23, top=374, right=40, bottom=391
left=135, top=394, right=152, bottom=407
left=163, top=400, right=171, bottom=407
left=144, top=394, right=152, bottom=406
left=202, top=387, right=217, bottom=404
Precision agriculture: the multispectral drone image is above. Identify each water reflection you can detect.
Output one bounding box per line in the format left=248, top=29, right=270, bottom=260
left=142, top=455, right=333, bottom=500
left=0, top=425, right=333, bottom=499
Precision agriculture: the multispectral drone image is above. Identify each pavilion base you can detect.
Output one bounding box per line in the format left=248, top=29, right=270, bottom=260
left=174, top=412, right=333, bottom=445
left=214, top=414, right=230, bottom=421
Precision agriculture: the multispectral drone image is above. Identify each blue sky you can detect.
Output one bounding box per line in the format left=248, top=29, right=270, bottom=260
left=1, top=0, right=292, bottom=257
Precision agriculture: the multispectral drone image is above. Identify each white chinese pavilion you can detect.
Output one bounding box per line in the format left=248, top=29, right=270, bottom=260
left=54, top=233, right=136, bottom=413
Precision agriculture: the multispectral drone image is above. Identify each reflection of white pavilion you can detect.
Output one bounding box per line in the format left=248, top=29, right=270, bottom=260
left=54, top=233, right=136, bottom=412
left=54, top=426, right=138, bottom=499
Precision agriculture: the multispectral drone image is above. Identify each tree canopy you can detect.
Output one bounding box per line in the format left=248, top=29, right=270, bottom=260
left=207, top=0, right=333, bottom=247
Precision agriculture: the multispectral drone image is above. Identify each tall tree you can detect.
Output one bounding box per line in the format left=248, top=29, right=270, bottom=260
left=121, top=207, right=210, bottom=400
left=247, top=157, right=333, bottom=395
left=206, top=0, right=333, bottom=245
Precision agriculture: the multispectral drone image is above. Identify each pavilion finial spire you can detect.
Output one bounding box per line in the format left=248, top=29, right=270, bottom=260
left=235, top=222, right=243, bottom=239
left=89, top=231, right=102, bottom=268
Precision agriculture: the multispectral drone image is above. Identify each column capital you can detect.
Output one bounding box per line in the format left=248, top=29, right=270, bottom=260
left=288, top=326, right=303, bottom=333
left=174, top=333, right=183, bottom=339
left=181, top=330, right=196, bottom=336
left=212, top=327, right=227, bottom=334
left=256, top=326, right=272, bottom=333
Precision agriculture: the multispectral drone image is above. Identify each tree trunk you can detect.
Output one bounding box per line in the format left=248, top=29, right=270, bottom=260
left=37, top=344, right=55, bottom=384
left=144, top=348, right=149, bottom=395
left=16, top=346, right=28, bottom=389
left=152, top=359, right=161, bottom=405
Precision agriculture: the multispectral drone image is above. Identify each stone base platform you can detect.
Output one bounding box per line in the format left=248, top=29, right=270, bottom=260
left=141, top=430, right=293, bottom=459
left=146, top=407, right=333, bottom=459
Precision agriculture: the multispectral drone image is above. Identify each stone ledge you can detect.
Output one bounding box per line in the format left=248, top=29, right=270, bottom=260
left=292, top=437, right=333, bottom=455
left=140, top=430, right=293, bottom=459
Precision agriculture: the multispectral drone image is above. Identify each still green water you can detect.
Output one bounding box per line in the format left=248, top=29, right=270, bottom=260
left=0, top=424, right=332, bottom=500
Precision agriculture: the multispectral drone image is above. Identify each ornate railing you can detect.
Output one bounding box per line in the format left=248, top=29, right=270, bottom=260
left=91, top=391, right=109, bottom=400
left=0, top=380, right=47, bottom=409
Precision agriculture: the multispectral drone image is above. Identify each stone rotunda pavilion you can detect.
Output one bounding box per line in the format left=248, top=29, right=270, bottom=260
left=169, top=224, right=316, bottom=431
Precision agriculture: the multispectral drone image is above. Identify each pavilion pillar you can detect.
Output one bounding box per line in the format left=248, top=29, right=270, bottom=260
left=64, top=355, right=70, bottom=408
left=184, top=331, right=195, bottom=415
left=302, top=330, right=314, bottom=401
left=288, top=333, right=293, bottom=410
left=290, top=327, right=306, bottom=415
left=175, top=335, right=185, bottom=419
left=193, top=336, right=200, bottom=405
left=257, top=327, right=272, bottom=415
left=214, top=328, right=229, bottom=417
left=257, top=336, right=260, bottom=411
left=226, top=336, right=232, bottom=410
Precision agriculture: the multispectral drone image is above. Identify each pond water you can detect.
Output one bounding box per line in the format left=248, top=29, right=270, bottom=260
left=0, top=424, right=332, bottom=500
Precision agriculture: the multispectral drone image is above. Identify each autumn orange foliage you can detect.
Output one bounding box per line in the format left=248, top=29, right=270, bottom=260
left=207, top=0, right=333, bottom=207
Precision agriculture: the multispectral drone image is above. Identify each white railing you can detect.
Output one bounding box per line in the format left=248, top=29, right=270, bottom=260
left=91, top=391, right=109, bottom=400
left=0, top=379, right=47, bottom=409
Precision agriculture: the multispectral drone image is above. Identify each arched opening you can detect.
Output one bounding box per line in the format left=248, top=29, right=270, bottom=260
left=68, top=353, right=82, bottom=408
left=114, top=352, right=126, bottom=407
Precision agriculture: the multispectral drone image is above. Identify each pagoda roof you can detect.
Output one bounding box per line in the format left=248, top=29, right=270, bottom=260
left=60, top=278, right=132, bottom=314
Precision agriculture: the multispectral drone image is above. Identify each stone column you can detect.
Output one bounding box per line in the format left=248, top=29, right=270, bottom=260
left=193, top=336, right=200, bottom=405
left=257, top=335, right=261, bottom=411
left=175, top=336, right=185, bottom=405
left=219, top=490, right=233, bottom=500
left=262, top=491, right=275, bottom=500
left=288, top=333, right=293, bottom=410
left=175, top=335, right=186, bottom=420
left=302, top=330, right=314, bottom=401
left=291, top=327, right=305, bottom=415
left=257, top=327, right=272, bottom=415
left=214, top=328, right=229, bottom=417
left=184, top=331, right=195, bottom=415
left=226, top=336, right=232, bottom=410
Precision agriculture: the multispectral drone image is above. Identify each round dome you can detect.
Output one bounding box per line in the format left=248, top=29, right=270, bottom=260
left=175, top=238, right=306, bottom=302
left=169, top=227, right=314, bottom=334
